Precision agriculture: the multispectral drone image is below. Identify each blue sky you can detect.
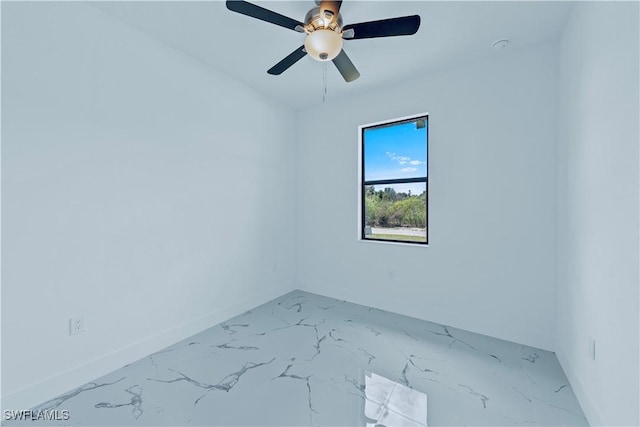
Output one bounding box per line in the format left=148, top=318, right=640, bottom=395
left=363, top=120, right=427, bottom=194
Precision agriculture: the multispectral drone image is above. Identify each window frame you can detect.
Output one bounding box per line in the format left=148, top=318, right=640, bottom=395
left=358, top=113, right=429, bottom=246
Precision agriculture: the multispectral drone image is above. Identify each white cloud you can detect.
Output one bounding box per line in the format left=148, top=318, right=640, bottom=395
left=387, top=151, right=422, bottom=167
left=401, top=167, right=418, bottom=172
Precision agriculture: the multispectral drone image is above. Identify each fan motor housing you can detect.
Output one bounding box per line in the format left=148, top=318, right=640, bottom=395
left=304, top=6, right=343, bottom=32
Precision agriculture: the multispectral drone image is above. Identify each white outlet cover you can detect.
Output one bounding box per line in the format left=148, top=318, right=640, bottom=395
left=69, top=316, right=86, bottom=335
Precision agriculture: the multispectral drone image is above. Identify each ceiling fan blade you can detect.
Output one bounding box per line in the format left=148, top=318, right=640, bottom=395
left=332, top=49, right=360, bottom=82
left=226, top=1, right=304, bottom=32
left=343, top=15, right=420, bottom=39
left=268, top=46, right=308, bottom=75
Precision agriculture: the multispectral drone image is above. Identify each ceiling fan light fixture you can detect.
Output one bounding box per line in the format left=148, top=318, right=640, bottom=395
left=304, top=29, right=343, bottom=61
left=226, top=0, right=422, bottom=82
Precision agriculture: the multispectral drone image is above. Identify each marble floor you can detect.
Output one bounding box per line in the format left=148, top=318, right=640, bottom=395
left=7, top=291, right=588, bottom=426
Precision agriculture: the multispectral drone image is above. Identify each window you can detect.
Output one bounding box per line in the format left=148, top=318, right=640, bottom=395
left=359, top=114, right=428, bottom=244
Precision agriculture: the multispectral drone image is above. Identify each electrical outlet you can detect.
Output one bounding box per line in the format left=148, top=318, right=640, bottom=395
left=69, top=315, right=86, bottom=335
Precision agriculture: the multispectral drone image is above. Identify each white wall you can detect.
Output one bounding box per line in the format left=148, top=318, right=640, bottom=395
left=4, top=2, right=638, bottom=421
left=296, top=43, right=559, bottom=351
left=556, top=2, right=639, bottom=425
left=1, top=2, right=296, bottom=409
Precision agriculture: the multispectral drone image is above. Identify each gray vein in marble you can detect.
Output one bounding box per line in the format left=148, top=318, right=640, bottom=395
left=274, top=359, right=307, bottom=381
left=489, top=354, right=503, bottom=363
left=220, top=323, right=250, bottom=335
left=358, top=348, right=376, bottom=364
left=343, top=319, right=382, bottom=337
left=434, top=326, right=503, bottom=363
left=214, top=341, right=259, bottom=351
left=94, top=385, right=144, bottom=419
left=149, top=355, right=162, bottom=375
left=401, top=328, right=419, bottom=341
left=344, top=374, right=365, bottom=394
left=275, top=317, right=328, bottom=361
left=272, top=316, right=328, bottom=367
left=295, top=316, right=314, bottom=326
left=365, top=326, right=382, bottom=336
left=213, top=357, right=277, bottom=392
left=459, top=384, right=490, bottom=409
left=328, top=329, right=347, bottom=343
left=285, top=302, right=303, bottom=312
left=425, top=376, right=462, bottom=395
left=273, top=315, right=309, bottom=330
left=535, top=398, right=587, bottom=420
left=275, top=295, right=306, bottom=312
left=512, top=386, right=533, bottom=403
left=146, top=349, right=173, bottom=373
left=35, top=377, right=127, bottom=411
left=148, top=357, right=276, bottom=398
left=273, top=359, right=316, bottom=423
left=435, top=326, right=482, bottom=352
left=399, top=363, right=411, bottom=387
left=522, top=352, right=539, bottom=363
left=305, top=376, right=317, bottom=423
left=147, top=370, right=217, bottom=401
left=554, top=384, right=569, bottom=393
left=309, top=328, right=327, bottom=361
left=408, top=356, right=436, bottom=374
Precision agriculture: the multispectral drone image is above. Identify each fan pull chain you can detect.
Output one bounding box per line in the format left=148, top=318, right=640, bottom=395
left=323, top=61, right=327, bottom=103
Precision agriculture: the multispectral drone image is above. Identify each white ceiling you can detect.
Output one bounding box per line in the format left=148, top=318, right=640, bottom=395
left=92, top=1, right=573, bottom=109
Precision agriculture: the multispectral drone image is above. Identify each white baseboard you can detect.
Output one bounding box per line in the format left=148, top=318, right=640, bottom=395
left=297, top=280, right=554, bottom=352
left=1, top=284, right=294, bottom=412
left=556, top=350, right=603, bottom=426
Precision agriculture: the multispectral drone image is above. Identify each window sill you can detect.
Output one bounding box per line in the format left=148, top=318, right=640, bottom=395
left=358, top=238, right=429, bottom=247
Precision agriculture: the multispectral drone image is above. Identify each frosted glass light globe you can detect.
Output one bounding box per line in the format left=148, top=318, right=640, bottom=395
left=304, top=29, right=343, bottom=61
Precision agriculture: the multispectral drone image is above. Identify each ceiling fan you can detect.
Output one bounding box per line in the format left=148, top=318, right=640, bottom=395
left=226, top=0, right=421, bottom=82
